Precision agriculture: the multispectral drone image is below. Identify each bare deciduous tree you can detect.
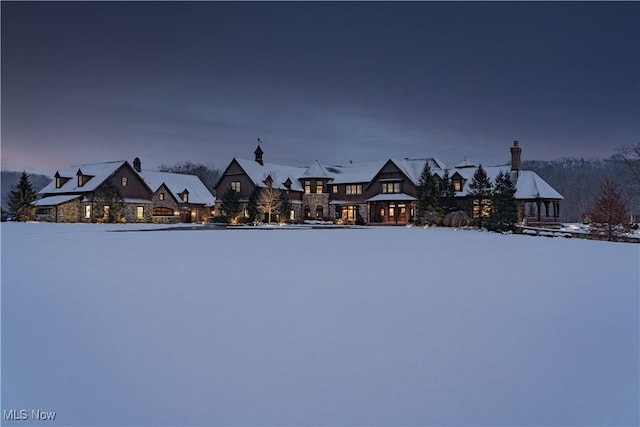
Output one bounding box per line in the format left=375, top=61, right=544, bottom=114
left=257, top=184, right=282, bottom=223
left=586, top=180, right=630, bottom=241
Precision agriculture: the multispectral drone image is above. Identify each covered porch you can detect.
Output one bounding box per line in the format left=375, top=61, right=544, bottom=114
left=367, top=194, right=416, bottom=225
left=520, top=199, right=562, bottom=228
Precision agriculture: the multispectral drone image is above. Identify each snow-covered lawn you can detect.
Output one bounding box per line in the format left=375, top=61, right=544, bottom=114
left=2, top=222, right=638, bottom=426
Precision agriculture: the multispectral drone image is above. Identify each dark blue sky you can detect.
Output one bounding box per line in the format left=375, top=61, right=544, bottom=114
left=2, top=2, right=638, bottom=175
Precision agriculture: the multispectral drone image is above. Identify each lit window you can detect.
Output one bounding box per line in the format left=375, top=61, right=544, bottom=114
left=182, top=192, right=189, bottom=203
left=346, top=184, right=362, bottom=195
left=332, top=185, right=338, bottom=194
left=290, top=209, right=295, bottom=221
left=56, top=177, right=62, bottom=188
left=316, top=181, right=323, bottom=194
left=304, top=205, right=311, bottom=218
left=453, top=180, right=462, bottom=192
left=77, top=175, right=84, bottom=187
left=316, top=205, right=323, bottom=219
left=121, top=177, right=128, bottom=187
left=341, top=205, right=357, bottom=220
left=304, top=181, right=311, bottom=194
left=103, top=206, right=110, bottom=219
left=137, top=206, right=144, bottom=219
left=231, top=181, right=241, bottom=192
left=85, top=205, right=91, bottom=219
left=159, top=192, right=165, bottom=201
left=382, top=182, right=401, bottom=193
left=472, top=199, right=492, bottom=218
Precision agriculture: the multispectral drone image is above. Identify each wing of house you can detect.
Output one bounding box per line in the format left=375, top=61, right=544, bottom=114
left=35, top=160, right=153, bottom=223
left=139, top=170, right=215, bottom=223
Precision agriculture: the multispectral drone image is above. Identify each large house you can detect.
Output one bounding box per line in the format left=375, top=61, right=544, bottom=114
left=214, top=141, right=563, bottom=226
left=35, top=158, right=215, bottom=223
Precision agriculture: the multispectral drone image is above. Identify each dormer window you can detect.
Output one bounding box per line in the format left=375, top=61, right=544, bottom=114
left=453, top=179, right=462, bottom=192
left=77, top=174, right=84, bottom=187
left=55, top=172, right=62, bottom=189
left=181, top=190, right=189, bottom=203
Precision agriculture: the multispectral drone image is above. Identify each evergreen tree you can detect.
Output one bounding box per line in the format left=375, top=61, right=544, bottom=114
left=415, top=162, right=442, bottom=224
left=487, top=171, right=518, bottom=232
left=278, top=190, right=292, bottom=223
left=247, top=187, right=262, bottom=222
left=586, top=180, right=630, bottom=241
left=439, top=169, right=458, bottom=214
left=8, top=171, right=37, bottom=221
left=468, top=165, right=493, bottom=228
left=220, top=189, right=242, bottom=222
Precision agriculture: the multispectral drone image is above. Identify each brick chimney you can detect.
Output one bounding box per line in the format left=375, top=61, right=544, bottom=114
left=254, top=140, right=264, bottom=165
left=510, top=140, right=521, bottom=171
left=133, top=157, right=142, bottom=172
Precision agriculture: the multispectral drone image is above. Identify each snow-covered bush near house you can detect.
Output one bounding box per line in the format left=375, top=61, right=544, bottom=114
left=2, top=222, right=638, bottom=426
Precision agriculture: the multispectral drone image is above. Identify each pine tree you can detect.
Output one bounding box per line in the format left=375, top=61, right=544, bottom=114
left=8, top=171, right=37, bottom=221
left=278, top=190, right=292, bottom=223
left=220, top=189, right=242, bottom=222
left=487, top=171, right=518, bottom=232
left=415, top=161, right=442, bottom=224
left=247, top=187, right=262, bottom=222
left=587, top=180, right=630, bottom=241
left=439, top=169, right=458, bottom=214
left=468, top=165, right=493, bottom=228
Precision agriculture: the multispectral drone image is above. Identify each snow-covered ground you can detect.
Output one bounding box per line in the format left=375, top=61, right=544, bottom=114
left=2, top=222, right=638, bottom=426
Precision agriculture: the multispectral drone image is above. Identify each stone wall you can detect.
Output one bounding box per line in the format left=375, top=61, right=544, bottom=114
left=302, top=193, right=330, bottom=220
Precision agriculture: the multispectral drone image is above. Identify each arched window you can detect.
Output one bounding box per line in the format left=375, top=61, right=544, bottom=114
left=316, top=205, right=323, bottom=219
left=304, top=205, right=311, bottom=218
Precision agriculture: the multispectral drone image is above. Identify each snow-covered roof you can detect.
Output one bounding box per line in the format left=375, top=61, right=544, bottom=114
left=323, top=161, right=385, bottom=184
left=34, top=195, right=82, bottom=206
left=367, top=193, right=417, bottom=202
left=390, top=158, right=446, bottom=183
left=140, top=171, right=215, bottom=205
left=455, top=158, right=476, bottom=168
left=39, top=161, right=128, bottom=195
left=515, top=171, right=564, bottom=200
left=235, top=158, right=307, bottom=191
left=301, top=160, right=332, bottom=179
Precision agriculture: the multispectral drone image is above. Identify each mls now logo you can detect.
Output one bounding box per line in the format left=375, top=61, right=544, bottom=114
left=3, top=409, right=57, bottom=421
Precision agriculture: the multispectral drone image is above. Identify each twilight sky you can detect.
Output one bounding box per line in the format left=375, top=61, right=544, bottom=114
left=2, top=1, right=638, bottom=176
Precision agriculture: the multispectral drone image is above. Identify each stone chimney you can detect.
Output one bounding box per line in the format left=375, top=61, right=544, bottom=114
left=510, top=140, right=521, bottom=171
left=133, top=157, right=142, bottom=172
left=254, top=141, right=264, bottom=165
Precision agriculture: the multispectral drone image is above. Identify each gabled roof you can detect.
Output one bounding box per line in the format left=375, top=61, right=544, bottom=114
left=515, top=171, right=564, bottom=200
left=390, top=158, right=446, bottom=183
left=39, top=161, right=130, bottom=195
left=140, top=171, right=215, bottom=205
left=235, top=158, right=308, bottom=191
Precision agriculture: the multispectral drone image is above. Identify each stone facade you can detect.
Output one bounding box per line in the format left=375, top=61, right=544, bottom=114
left=302, top=193, right=330, bottom=220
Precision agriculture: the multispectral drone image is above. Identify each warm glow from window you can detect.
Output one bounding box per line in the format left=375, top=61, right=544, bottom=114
left=121, top=177, right=128, bottom=187
left=159, top=192, right=165, bottom=201
left=304, top=181, right=311, bottom=194
left=137, top=206, right=144, bottom=219
left=382, top=182, right=400, bottom=193
left=231, top=181, right=241, bottom=192
left=453, top=180, right=462, bottom=192
left=332, top=185, right=338, bottom=194
left=316, top=182, right=323, bottom=193
left=56, top=177, right=62, bottom=188
left=84, top=205, right=91, bottom=219
left=346, top=184, right=362, bottom=195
